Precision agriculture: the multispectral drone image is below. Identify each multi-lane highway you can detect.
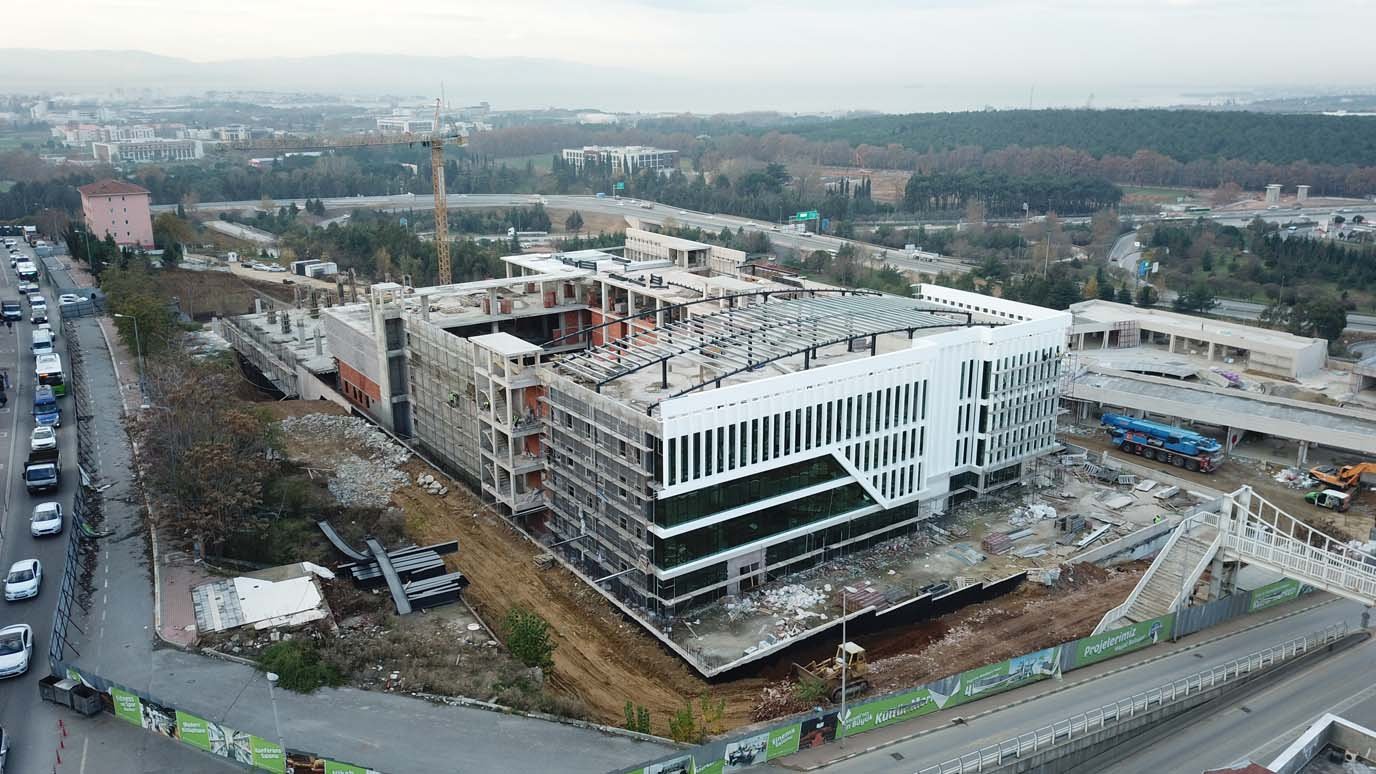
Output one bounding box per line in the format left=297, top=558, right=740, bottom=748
left=803, top=598, right=1366, bottom=773
left=0, top=240, right=235, bottom=771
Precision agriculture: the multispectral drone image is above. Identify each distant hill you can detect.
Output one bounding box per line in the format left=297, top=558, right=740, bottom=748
left=0, top=50, right=672, bottom=110
left=781, top=108, right=1376, bottom=167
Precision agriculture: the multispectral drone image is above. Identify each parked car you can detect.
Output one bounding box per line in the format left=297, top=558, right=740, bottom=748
left=29, top=427, right=56, bottom=452
left=265, top=265, right=287, bottom=273
left=30, top=502, right=63, bottom=537
left=58, top=293, right=86, bottom=305
left=0, top=625, right=32, bottom=678
left=4, top=560, right=41, bottom=602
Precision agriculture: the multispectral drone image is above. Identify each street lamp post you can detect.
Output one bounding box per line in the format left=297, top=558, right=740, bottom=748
left=265, top=672, right=286, bottom=765
left=111, top=312, right=147, bottom=404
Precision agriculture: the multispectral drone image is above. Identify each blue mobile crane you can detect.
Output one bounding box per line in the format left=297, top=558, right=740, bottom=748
left=1100, top=413, right=1223, bottom=473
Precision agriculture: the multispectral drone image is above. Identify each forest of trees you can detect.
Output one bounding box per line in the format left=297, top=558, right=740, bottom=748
left=903, top=171, right=1121, bottom=217
left=781, top=109, right=1376, bottom=167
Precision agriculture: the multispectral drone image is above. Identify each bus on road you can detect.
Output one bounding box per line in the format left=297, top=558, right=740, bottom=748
left=33, top=385, right=60, bottom=427
left=35, top=353, right=65, bottom=397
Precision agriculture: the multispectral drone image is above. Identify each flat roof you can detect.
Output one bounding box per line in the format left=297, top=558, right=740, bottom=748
left=557, top=293, right=981, bottom=409
left=471, top=332, right=542, bottom=357
left=1071, top=299, right=1322, bottom=354
left=1074, top=370, right=1376, bottom=437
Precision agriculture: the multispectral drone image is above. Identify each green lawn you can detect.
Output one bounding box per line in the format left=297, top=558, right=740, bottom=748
left=0, top=127, right=54, bottom=152
left=494, top=154, right=554, bottom=172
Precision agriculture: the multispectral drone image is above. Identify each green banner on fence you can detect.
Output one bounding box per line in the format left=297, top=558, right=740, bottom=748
left=766, top=723, right=802, bottom=759
left=1074, top=614, right=1173, bottom=668
left=324, top=761, right=369, bottom=774
left=839, top=686, right=944, bottom=737
left=176, top=710, right=212, bottom=752
left=951, top=645, right=1061, bottom=707
left=695, top=759, right=723, bottom=774
left=1249, top=578, right=1302, bottom=612
left=111, top=686, right=143, bottom=725
left=250, top=735, right=286, bottom=773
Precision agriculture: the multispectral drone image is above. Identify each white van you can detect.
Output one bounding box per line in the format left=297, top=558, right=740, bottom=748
left=30, top=329, right=54, bottom=357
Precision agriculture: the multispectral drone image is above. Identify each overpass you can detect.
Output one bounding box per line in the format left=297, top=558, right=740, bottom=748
left=1065, top=365, right=1376, bottom=462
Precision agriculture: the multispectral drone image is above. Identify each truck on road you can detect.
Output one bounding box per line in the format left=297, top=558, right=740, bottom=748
left=23, top=448, right=59, bottom=494
left=1100, top=413, right=1223, bottom=473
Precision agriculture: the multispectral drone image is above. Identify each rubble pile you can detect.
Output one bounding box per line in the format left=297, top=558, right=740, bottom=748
left=725, top=583, right=831, bottom=638
left=415, top=473, right=449, bottom=496
left=1008, top=502, right=1058, bottom=528
left=279, top=414, right=412, bottom=507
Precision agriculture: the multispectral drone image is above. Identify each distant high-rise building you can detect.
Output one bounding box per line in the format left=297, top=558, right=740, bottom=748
left=78, top=179, right=154, bottom=248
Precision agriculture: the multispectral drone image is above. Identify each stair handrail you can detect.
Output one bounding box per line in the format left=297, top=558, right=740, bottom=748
left=1092, top=515, right=1196, bottom=635
left=1212, top=486, right=1376, bottom=604
left=1169, top=527, right=1223, bottom=613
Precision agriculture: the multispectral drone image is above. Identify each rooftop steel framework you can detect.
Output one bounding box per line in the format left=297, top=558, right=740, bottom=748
left=557, top=294, right=990, bottom=407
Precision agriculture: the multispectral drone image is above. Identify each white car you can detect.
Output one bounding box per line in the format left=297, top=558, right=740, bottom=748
left=16, top=282, right=37, bottom=295
left=0, top=625, right=32, bottom=678
left=4, top=560, right=41, bottom=602
left=30, top=502, right=63, bottom=537
left=25, top=293, right=42, bottom=306
left=265, top=265, right=287, bottom=273
left=29, top=426, right=56, bottom=452
left=58, top=293, right=86, bottom=305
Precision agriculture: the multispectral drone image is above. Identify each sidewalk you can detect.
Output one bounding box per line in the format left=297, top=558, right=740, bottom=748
left=777, top=593, right=1345, bottom=771
left=56, top=257, right=674, bottom=773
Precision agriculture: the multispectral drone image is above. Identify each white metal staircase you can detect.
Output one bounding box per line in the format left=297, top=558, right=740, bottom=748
left=1094, top=519, right=1220, bottom=634
left=1095, top=486, right=1376, bottom=635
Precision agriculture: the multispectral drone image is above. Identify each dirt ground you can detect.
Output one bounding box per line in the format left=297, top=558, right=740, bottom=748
left=157, top=265, right=298, bottom=321
left=1064, top=430, right=1371, bottom=541
left=803, top=166, right=909, bottom=205
left=544, top=207, right=629, bottom=236
left=392, top=460, right=765, bottom=732
left=752, top=563, right=1144, bottom=718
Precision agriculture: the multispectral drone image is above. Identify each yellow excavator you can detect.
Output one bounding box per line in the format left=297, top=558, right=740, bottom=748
left=795, top=642, right=870, bottom=702
left=1309, top=462, right=1376, bottom=492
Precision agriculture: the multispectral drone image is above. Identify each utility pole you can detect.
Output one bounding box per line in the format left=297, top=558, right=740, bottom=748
left=839, top=589, right=848, bottom=749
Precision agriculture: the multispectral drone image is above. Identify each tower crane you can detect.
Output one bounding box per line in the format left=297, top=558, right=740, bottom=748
left=218, top=104, right=464, bottom=284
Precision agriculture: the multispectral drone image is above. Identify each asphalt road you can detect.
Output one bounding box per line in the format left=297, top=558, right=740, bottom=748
left=1103, top=630, right=1376, bottom=772
left=154, top=193, right=979, bottom=276
left=809, top=598, right=1364, bottom=773
left=0, top=242, right=234, bottom=771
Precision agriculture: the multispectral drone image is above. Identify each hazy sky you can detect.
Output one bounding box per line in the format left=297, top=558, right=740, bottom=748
left=19, top=0, right=1376, bottom=111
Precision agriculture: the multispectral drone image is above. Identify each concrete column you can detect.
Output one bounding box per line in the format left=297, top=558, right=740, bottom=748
left=1297, top=441, right=1310, bottom=466
left=1168, top=334, right=1177, bottom=354
left=1207, top=342, right=1215, bottom=362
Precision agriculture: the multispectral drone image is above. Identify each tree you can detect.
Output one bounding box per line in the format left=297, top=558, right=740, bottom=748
left=1082, top=275, right=1100, bottom=301
left=1172, top=281, right=1218, bottom=314
left=503, top=605, right=556, bottom=670
left=1136, top=285, right=1158, bottom=307
left=564, top=210, right=584, bottom=234
left=1116, top=286, right=1133, bottom=304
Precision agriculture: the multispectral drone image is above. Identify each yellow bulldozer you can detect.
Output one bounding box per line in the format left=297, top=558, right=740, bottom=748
left=794, top=642, right=870, bottom=703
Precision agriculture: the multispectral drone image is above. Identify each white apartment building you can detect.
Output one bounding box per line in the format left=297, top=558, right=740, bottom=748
left=561, top=145, right=679, bottom=176
left=376, top=113, right=434, bottom=134
left=91, top=138, right=204, bottom=163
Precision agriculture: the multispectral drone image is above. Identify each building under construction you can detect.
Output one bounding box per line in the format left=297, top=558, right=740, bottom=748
left=225, top=226, right=1071, bottom=625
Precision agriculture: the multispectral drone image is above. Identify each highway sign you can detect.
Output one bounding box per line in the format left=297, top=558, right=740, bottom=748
left=613, top=181, right=625, bottom=190
left=795, top=210, right=819, bottom=221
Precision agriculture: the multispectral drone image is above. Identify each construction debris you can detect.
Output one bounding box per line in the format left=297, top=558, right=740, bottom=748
left=278, top=414, right=412, bottom=507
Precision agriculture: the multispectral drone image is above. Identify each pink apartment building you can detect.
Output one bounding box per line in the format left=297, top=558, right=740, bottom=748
left=78, top=179, right=154, bottom=248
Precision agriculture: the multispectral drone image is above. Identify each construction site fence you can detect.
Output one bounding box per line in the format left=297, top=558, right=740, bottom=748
left=49, top=662, right=381, bottom=774
left=916, top=622, right=1348, bottom=774
left=617, top=577, right=1317, bottom=774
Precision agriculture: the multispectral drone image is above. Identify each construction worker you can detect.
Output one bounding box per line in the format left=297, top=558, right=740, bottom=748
left=1153, top=515, right=1162, bottom=525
